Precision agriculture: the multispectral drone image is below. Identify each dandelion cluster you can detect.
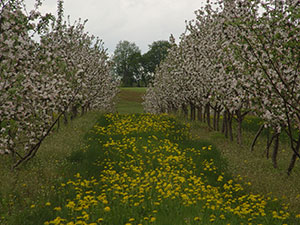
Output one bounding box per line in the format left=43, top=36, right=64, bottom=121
left=43, top=114, right=296, bottom=225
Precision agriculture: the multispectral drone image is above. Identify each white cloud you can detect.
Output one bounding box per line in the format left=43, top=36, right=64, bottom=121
left=24, top=0, right=206, bottom=53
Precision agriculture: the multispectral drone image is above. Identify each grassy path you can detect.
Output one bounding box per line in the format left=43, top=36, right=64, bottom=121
left=116, top=87, right=146, bottom=114
left=33, top=114, right=298, bottom=224
left=1, top=88, right=299, bottom=225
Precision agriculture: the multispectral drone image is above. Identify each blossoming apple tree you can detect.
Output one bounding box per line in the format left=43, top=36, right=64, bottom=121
left=144, top=0, right=300, bottom=174
left=0, top=0, right=119, bottom=168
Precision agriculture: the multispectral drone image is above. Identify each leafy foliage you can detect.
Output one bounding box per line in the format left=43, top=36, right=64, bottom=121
left=112, top=40, right=142, bottom=87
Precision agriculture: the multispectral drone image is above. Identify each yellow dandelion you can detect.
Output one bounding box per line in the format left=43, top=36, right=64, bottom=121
left=220, top=214, right=225, bottom=219
left=194, top=217, right=201, bottom=221
left=217, top=175, right=223, bottom=182
left=104, top=206, right=110, bottom=212
left=150, top=217, right=156, bottom=222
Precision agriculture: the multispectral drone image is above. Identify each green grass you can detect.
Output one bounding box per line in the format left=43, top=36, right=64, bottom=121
left=11, top=114, right=299, bottom=225
left=116, top=87, right=146, bottom=114
left=1, top=87, right=300, bottom=224
left=116, top=100, right=144, bottom=114
left=120, top=87, right=147, bottom=92
left=0, top=110, right=104, bottom=225
left=179, top=114, right=300, bottom=213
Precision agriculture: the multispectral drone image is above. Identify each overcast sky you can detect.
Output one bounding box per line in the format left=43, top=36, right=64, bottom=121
left=24, top=0, right=206, bottom=54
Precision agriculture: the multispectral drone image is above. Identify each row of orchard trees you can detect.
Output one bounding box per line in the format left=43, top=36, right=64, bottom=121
left=0, top=0, right=119, bottom=168
left=144, top=0, right=300, bottom=174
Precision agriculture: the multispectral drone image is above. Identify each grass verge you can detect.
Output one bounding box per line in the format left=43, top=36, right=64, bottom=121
left=0, top=110, right=103, bottom=225
left=181, top=115, right=300, bottom=213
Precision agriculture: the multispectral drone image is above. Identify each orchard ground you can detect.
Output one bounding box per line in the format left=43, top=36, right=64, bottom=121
left=0, top=87, right=299, bottom=225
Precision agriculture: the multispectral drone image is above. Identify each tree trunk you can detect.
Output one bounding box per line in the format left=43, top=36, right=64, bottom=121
left=71, top=105, right=78, bottom=120
left=203, top=105, right=207, bottom=122
left=288, top=154, right=297, bottom=175
left=228, top=110, right=233, bottom=141
left=265, top=132, right=277, bottom=159
left=287, top=135, right=300, bottom=175
left=216, top=110, right=220, bottom=131
left=81, top=105, right=86, bottom=116
left=213, top=107, right=217, bottom=131
left=221, top=110, right=225, bottom=133
left=190, top=102, right=196, bottom=121
left=223, top=110, right=228, bottom=138
left=250, top=124, right=264, bottom=152
left=206, top=103, right=211, bottom=128
left=53, top=113, right=60, bottom=131
left=57, top=116, right=60, bottom=131
left=236, top=110, right=243, bottom=145
left=182, top=104, right=188, bottom=118
left=63, top=112, right=68, bottom=125
left=272, top=133, right=280, bottom=169
left=197, top=105, right=203, bottom=122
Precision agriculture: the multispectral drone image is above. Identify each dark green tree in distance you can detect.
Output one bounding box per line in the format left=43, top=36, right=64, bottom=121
left=112, top=40, right=172, bottom=87
left=112, top=40, right=141, bottom=87
left=142, top=40, right=172, bottom=86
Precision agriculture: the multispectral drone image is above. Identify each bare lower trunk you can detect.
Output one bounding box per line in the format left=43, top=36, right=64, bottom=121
left=216, top=110, right=220, bottom=131
left=63, top=112, right=68, bottom=125
left=203, top=105, right=207, bottom=122
left=81, top=105, right=86, bottom=116
left=197, top=105, right=203, bottom=122
left=71, top=105, right=78, bottom=120
left=190, top=102, right=196, bottom=121
left=235, top=109, right=243, bottom=145
left=57, top=116, right=60, bottom=130
left=287, top=135, right=300, bottom=175
left=287, top=153, right=298, bottom=175
left=237, top=118, right=242, bottom=145
left=206, top=103, right=211, bottom=128
left=221, top=110, right=225, bottom=133
left=227, top=110, right=233, bottom=142
left=182, top=104, right=188, bottom=118
left=223, top=111, right=228, bottom=138
left=264, top=132, right=277, bottom=159
left=213, top=108, right=217, bottom=131
left=272, top=133, right=279, bottom=168
left=250, top=124, right=264, bottom=152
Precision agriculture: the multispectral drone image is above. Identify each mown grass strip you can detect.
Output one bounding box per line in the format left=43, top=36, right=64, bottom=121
left=116, top=88, right=146, bottom=114
left=15, top=114, right=300, bottom=225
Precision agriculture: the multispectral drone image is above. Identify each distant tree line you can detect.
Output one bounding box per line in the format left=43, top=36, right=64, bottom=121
left=112, top=40, right=172, bottom=87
